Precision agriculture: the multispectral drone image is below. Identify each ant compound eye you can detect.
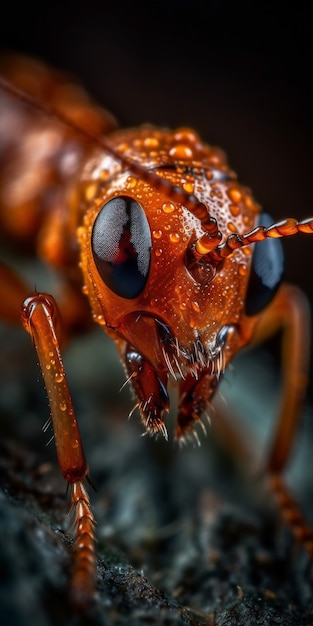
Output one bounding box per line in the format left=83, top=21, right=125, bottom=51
left=91, top=195, right=151, bottom=299
left=245, top=212, right=284, bottom=316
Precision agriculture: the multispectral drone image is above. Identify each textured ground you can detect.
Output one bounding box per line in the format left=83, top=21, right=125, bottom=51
left=0, top=315, right=312, bottom=626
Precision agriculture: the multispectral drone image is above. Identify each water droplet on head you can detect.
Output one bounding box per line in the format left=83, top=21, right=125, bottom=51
left=169, top=145, right=193, bottom=160
left=126, top=176, right=137, bottom=189
left=169, top=232, right=180, bottom=243
left=174, top=129, right=198, bottom=142
left=162, top=202, right=176, bottom=214
left=153, top=229, right=163, bottom=239
left=183, top=181, right=194, bottom=194
left=238, top=264, right=247, bottom=276
left=228, top=188, right=242, bottom=203
left=85, top=182, right=98, bottom=201
left=229, top=203, right=240, bottom=217
left=143, top=137, right=159, bottom=149
left=117, top=142, right=128, bottom=153
left=227, top=222, right=237, bottom=233
left=245, top=195, right=258, bottom=212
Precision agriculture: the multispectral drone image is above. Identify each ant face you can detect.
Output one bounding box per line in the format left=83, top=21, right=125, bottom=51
left=77, top=126, right=260, bottom=377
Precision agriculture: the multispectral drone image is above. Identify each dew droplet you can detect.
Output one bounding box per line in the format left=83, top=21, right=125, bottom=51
left=55, top=372, right=64, bottom=383
left=162, top=202, right=176, bottom=214
left=227, top=222, right=237, bottom=233
left=60, top=402, right=67, bottom=412
left=238, top=264, right=247, bottom=276
left=143, top=136, right=159, bottom=148
left=228, top=188, right=242, bottom=203
left=245, top=195, right=258, bottom=211
left=117, top=142, right=128, bottom=153
left=155, top=248, right=163, bottom=257
left=183, top=181, right=194, bottom=194
left=169, top=144, right=193, bottom=160
left=126, top=176, right=137, bottom=189
left=174, top=129, right=198, bottom=143
left=85, top=182, right=98, bottom=201
left=229, top=203, right=240, bottom=217
left=169, top=232, right=180, bottom=243
left=153, top=229, right=162, bottom=239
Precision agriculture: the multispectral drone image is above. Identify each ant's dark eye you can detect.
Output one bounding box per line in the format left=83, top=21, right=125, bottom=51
left=91, top=196, right=151, bottom=299
left=245, top=212, right=284, bottom=316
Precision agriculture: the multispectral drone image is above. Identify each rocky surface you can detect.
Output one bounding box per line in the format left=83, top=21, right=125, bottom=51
left=0, top=322, right=312, bottom=625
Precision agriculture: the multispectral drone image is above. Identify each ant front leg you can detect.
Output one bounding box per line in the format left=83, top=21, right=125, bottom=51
left=251, top=283, right=313, bottom=555
left=21, top=292, right=96, bottom=608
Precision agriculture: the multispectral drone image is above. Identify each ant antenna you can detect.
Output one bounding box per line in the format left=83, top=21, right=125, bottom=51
left=187, top=217, right=313, bottom=267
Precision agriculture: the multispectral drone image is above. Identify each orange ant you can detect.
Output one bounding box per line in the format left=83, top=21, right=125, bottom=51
left=0, top=55, right=312, bottom=609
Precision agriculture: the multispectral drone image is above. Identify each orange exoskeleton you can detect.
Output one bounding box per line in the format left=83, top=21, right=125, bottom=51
left=0, top=55, right=312, bottom=607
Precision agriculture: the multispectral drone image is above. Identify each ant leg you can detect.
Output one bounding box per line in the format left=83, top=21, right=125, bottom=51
left=251, top=283, right=313, bottom=554
left=21, top=292, right=96, bottom=607
left=252, top=284, right=309, bottom=472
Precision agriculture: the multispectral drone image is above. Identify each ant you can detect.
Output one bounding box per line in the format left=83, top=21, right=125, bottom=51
left=0, top=54, right=312, bottom=611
